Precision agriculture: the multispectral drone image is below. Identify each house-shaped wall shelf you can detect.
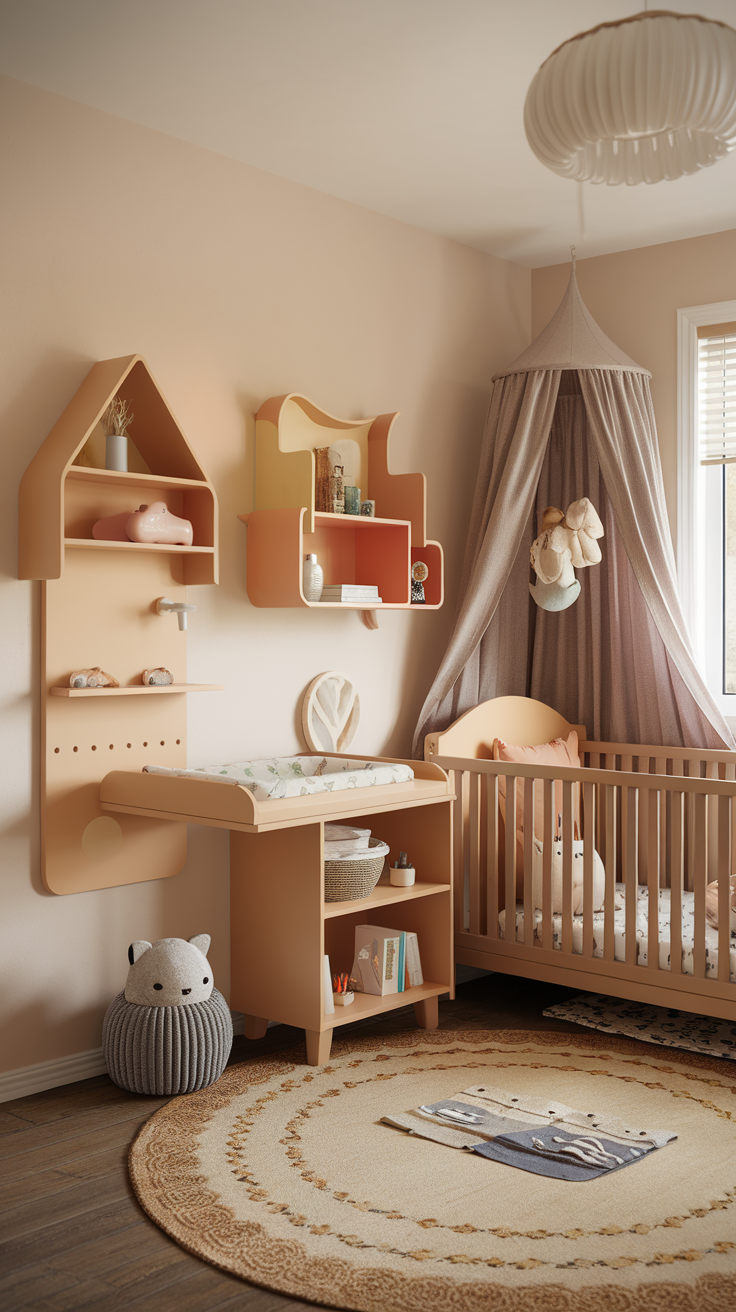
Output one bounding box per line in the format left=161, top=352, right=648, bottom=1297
left=239, top=395, right=444, bottom=611
left=19, top=355, right=222, bottom=894
left=20, top=354, right=218, bottom=585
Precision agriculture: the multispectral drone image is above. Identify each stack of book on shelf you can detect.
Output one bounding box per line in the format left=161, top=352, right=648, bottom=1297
left=351, top=925, right=423, bottom=996
left=318, top=584, right=382, bottom=605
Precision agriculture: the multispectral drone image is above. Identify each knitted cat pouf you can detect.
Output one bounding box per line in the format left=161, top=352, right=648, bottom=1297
left=103, top=934, right=233, bottom=1096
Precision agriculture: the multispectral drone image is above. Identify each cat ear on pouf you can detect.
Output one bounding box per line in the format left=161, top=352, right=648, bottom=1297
left=128, top=941, right=152, bottom=964
left=188, top=934, right=211, bottom=956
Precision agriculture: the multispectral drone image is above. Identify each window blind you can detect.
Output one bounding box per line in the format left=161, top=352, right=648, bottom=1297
left=699, top=329, right=736, bottom=465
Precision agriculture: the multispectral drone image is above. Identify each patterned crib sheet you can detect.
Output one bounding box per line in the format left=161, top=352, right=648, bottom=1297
left=498, top=883, right=736, bottom=982
left=144, top=755, right=414, bottom=801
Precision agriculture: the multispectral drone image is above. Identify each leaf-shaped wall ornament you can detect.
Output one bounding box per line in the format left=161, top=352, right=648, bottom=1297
left=301, top=671, right=360, bottom=753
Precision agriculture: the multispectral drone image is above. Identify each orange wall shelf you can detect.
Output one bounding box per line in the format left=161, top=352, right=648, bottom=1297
left=240, top=394, right=444, bottom=612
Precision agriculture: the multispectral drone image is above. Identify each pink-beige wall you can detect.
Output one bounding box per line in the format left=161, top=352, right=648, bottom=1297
left=532, top=229, right=736, bottom=547
left=0, top=75, right=530, bottom=1076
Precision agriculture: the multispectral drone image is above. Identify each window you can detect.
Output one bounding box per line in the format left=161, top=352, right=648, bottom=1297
left=678, top=302, right=736, bottom=722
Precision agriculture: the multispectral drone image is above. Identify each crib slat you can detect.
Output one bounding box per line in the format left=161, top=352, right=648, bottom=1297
left=453, top=771, right=466, bottom=936
left=623, top=785, right=638, bottom=967
left=669, top=790, right=683, bottom=976
left=486, top=772, right=499, bottom=941
left=604, top=784, right=616, bottom=962
left=646, top=788, right=660, bottom=974
left=523, top=778, right=534, bottom=947
left=656, top=760, right=668, bottom=891
left=693, top=792, right=707, bottom=979
left=706, top=761, right=719, bottom=882
left=718, top=795, right=731, bottom=984
left=685, top=767, right=696, bottom=892
left=505, top=777, right=517, bottom=944
left=561, top=781, right=574, bottom=956
left=582, top=781, right=595, bottom=959
left=542, top=778, right=554, bottom=951
left=468, top=771, right=481, bottom=937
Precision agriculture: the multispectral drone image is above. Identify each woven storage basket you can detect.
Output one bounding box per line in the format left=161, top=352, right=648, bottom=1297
left=324, top=837, right=389, bottom=903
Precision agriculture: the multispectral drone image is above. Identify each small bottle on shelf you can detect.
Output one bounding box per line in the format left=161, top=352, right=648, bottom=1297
left=303, top=553, right=324, bottom=601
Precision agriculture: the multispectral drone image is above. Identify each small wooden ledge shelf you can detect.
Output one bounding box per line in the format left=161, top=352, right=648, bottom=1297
left=326, top=981, right=447, bottom=1028
left=241, top=393, right=443, bottom=612
left=50, top=683, right=224, bottom=697
left=323, top=877, right=451, bottom=918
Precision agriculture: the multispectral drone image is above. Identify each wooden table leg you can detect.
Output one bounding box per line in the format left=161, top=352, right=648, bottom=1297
left=306, top=1028, right=333, bottom=1066
left=243, top=1014, right=269, bottom=1040
left=414, top=996, right=438, bottom=1030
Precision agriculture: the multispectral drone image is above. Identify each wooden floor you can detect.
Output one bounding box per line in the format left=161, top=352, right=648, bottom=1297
left=0, top=974, right=587, bottom=1312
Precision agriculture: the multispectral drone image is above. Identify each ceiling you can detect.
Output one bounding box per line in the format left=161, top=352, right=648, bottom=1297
left=2, top=0, right=735, bottom=267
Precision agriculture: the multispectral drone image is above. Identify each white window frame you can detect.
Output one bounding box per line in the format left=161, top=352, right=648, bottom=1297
left=677, top=298, right=736, bottom=721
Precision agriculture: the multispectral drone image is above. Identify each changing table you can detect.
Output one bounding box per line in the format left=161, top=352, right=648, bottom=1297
left=101, top=752, right=455, bottom=1064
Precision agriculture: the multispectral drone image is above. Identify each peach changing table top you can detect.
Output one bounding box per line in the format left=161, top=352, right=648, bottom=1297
left=101, top=752, right=452, bottom=833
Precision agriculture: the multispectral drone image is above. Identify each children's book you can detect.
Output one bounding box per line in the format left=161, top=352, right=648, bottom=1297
left=405, top=932, right=423, bottom=987
left=397, top=931, right=406, bottom=993
left=352, top=925, right=402, bottom=995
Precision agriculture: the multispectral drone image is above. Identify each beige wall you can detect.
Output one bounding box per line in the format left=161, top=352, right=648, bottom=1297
left=0, top=75, right=530, bottom=1074
left=532, top=229, right=736, bottom=547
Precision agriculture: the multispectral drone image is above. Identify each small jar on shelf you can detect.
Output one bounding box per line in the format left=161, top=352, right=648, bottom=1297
left=303, top=553, right=324, bottom=601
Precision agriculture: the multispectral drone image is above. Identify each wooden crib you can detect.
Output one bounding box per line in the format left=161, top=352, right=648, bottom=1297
left=425, top=697, right=736, bottom=1021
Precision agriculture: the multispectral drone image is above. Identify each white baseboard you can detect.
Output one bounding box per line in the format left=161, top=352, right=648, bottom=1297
left=0, top=1010, right=249, bottom=1104
left=0, top=1047, right=108, bottom=1104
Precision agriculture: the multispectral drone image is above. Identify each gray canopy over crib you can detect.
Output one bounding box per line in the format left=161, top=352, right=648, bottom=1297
left=417, top=266, right=736, bottom=1021
left=413, top=260, right=733, bottom=751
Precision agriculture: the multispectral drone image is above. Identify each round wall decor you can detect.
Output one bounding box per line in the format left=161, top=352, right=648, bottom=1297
left=301, top=670, right=360, bottom=753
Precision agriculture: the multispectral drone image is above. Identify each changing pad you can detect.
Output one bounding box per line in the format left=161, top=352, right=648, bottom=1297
left=144, top=755, right=414, bottom=801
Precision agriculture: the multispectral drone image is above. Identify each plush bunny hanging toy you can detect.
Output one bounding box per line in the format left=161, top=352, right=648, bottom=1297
left=529, top=497, right=604, bottom=611
left=102, top=934, right=233, bottom=1096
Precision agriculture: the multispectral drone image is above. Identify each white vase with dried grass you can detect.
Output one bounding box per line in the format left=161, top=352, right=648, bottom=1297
left=102, top=397, right=134, bottom=472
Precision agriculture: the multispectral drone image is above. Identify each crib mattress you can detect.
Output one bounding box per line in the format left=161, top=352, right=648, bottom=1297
left=499, top=884, right=736, bottom=982
left=144, top=755, right=414, bottom=801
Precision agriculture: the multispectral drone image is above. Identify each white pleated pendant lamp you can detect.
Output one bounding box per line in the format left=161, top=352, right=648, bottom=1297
left=525, top=9, right=736, bottom=185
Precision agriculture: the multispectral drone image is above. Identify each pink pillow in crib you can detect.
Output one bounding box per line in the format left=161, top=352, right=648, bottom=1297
left=492, top=733, right=581, bottom=888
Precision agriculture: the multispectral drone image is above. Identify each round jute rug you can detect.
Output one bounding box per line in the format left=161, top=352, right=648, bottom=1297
left=129, top=1028, right=736, bottom=1311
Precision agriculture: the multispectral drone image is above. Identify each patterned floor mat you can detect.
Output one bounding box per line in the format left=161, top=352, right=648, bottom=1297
left=543, top=993, right=736, bottom=1060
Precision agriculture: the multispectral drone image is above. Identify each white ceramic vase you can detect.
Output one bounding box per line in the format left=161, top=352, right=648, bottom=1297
left=105, top=433, right=128, bottom=472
